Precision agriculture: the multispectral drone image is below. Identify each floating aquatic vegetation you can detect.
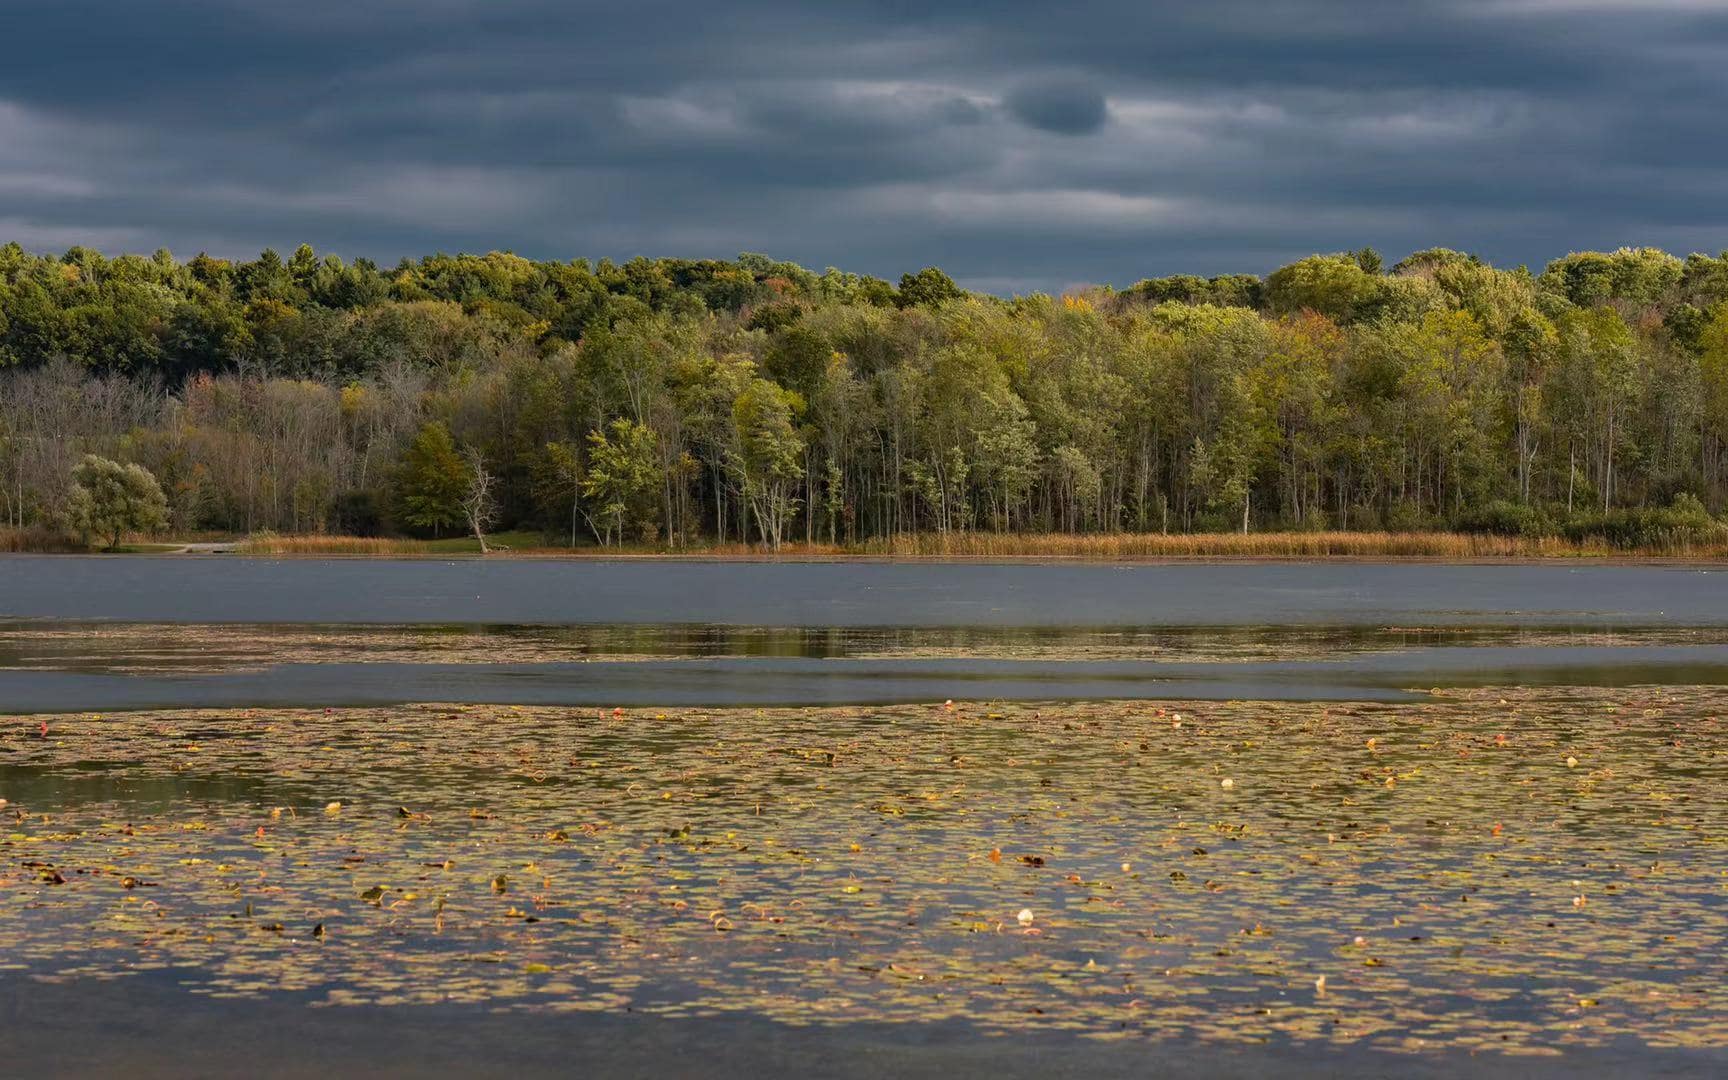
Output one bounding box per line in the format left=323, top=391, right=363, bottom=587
left=1, top=688, right=1725, bottom=1056
left=7, top=622, right=1728, bottom=675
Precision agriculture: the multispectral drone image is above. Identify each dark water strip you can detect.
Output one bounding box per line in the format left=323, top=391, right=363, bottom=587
left=4, top=975, right=1710, bottom=1080
left=6, top=644, right=1728, bottom=712
left=7, top=557, right=1728, bottom=626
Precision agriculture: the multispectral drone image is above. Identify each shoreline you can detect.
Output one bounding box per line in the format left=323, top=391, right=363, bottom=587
left=15, top=519, right=1728, bottom=566
left=13, top=526, right=1728, bottom=563
left=7, top=549, right=1728, bottom=566
left=231, top=541, right=1728, bottom=563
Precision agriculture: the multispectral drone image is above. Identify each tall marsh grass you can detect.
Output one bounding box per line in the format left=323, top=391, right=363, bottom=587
left=673, top=529, right=1728, bottom=559
left=0, top=526, right=83, bottom=553
left=848, top=530, right=1624, bottom=559
left=236, top=534, right=439, bottom=555
left=227, top=528, right=1728, bottom=559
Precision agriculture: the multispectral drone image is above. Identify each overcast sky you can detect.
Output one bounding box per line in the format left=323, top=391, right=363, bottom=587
left=4, top=0, right=1728, bottom=293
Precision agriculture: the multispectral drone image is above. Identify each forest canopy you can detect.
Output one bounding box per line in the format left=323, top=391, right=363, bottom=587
left=5, top=241, right=1728, bottom=547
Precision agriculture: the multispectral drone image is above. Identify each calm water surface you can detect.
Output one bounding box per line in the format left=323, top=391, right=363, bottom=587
left=3, top=555, right=1728, bottom=625
left=4, top=557, right=1728, bottom=710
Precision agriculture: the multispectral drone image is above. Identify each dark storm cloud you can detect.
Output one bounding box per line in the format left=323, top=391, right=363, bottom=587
left=1005, top=79, right=1109, bottom=135
left=4, top=0, right=1728, bottom=292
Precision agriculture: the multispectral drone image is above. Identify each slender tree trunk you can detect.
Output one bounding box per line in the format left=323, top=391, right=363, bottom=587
left=1567, top=442, right=1575, bottom=514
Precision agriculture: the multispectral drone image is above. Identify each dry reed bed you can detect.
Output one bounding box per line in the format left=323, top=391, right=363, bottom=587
left=855, top=530, right=1620, bottom=559
left=235, top=535, right=437, bottom=555
left=228, top=530, right=1728, bottom=559
left=0, top=527, right=85, bottom=553
left=5, top=527, right=1723, bottom=559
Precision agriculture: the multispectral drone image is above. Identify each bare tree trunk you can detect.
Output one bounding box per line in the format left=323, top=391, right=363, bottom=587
left=461, top=449, right=498, bottom=554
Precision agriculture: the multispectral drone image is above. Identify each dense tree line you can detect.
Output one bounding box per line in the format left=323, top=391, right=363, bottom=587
left=5, top=241, right=1728, bottom=547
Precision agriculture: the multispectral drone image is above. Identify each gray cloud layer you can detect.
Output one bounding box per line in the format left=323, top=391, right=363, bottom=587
left=4, top=0, right=1728, bottom=292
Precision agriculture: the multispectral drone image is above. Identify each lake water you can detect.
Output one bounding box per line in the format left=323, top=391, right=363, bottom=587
left=2, top=557, right=1726, bottom=1077
left=5, top=557, right=1728, bottom=710
left=5, top=555, right=1728, bottom=625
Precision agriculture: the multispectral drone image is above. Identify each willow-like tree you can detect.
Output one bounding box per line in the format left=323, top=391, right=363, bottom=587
left=65, top=454, right=168, bottom=550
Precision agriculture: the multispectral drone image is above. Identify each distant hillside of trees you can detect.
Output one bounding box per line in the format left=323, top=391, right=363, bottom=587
left=5, top=241, right=1728, bottom=547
